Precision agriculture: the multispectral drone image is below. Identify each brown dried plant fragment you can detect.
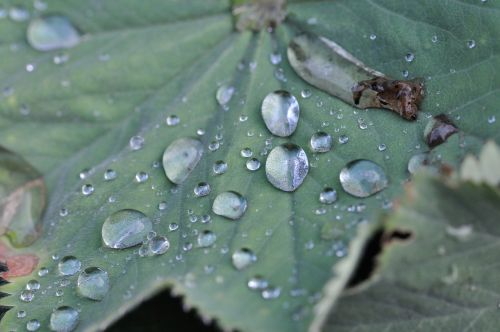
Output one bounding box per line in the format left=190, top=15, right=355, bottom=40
left=423, top=114, right=459, bottom=148
left=288, top=32, right=425, bottom=121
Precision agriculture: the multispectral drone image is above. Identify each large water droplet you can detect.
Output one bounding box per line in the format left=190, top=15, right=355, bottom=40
left=197, top=230, right=217, bottom=248
left=339, top=160, right=388, bottom=197
left=265, top=143, right=309, bottom=192
left=261, top=90, right=300, bottom=137
left=49, top=306, right=79, bottom=332
left=148, top=235, right=170, bottom=255
left=310, top=132, right=332, bottom=153
left=58, top=256, right=81, bottom=276
left=77, top=267, right=109, bottom=301
left=102, top=209, right=152, bottom=249
left=212, top=191, right=247, bottom=220
left=232, top=248, right=257, bottom=270
left=162, top=138, right=203, bottom=184
left=27, top=16, right=80, bottom=52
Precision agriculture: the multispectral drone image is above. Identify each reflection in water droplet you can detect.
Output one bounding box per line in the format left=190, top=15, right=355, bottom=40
left=194, top=182, right=211, bottom=197
left=27, top=16, right=79, bottom=51
left=213, top=160, right=227, bottom=175
left=265, top=143, right=309, bottom=192
left=310, top=132, right=332, bottom=153
left=407, top=153, right=429, bottom=174
left=58, top=256, right=81, bottom=276
left=102, top=209, right=152, bottom=249
left=232, top=248, right=257, bottom=270
left=77, top=267, right=109, bottom=301
left=27, top=319, right=41, bottom=331
left=50, top=306, right=79, bottom=332
left=216, top=84, right=235, bottom=106
left=319, top=188, right=337, bottom=204
left=246, top=158, right=261, bottom=171
left=148, top=236, right=170, bottom=255
left=247, top=275, right=269, bottom=290
left=162, top=138, right=203, bottom=184
left=212, top=191, right=247, bottom=220
left=339, top=160, right=388, bottom=197
left=197, top=230, right=217, bottom=248
left=261, top=90, right=300, bottom=137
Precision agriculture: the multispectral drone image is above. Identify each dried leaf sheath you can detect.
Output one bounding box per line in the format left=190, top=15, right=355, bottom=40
left=287, top=33, right=424, bottom=120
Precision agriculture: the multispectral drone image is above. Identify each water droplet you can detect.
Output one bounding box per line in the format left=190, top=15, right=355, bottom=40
left=467, top=40, right=476, bottom=49
left=262, top=286, right=281, bottom=299
left=148, top=236, right=170, bottom=255
left=53, top=53, right=69, bottom=65
left=269, top=52, right=282, bottom=65
left=57, top=256, right=81, bottom=276
left=197, top=230, right=217, bottom=248
left=212, top=191, right=247, bottom=220
left=129, top=135, right=144, bottom=151
left=55, top=289, right=64, bottom=297
left=339, top=160, right=388, bottom=197
left=261, top=90, right=300, bottom=137
left=232, top=248, right=257, bottom=270
left=246, top=158, right=261, bottom=171
left=26, top=279, right=40, bottom=291
left=20, top=290, right=34, bottom=302
left=27, top=319, right=41, bottom=331
left=405, top=53, right=415, bottom=62
left=310, top=132, right=332, bottom=153
left=9, top=6, right=29, bottom=22
left=488, top=115, right=496, bottom=124
left=166, top=115, right=180, bottom=126
left=319, top=188, right=337, bottom=204
left=50, top=306, right=79, bottom=332
left=104, top=169, right=117, bottom=181
left=77, top=267, right=109, bottom=301
left=338, top=135, right=349, bottom=144
left=102, top=209, right=153, bottom=249
left=38, top=267, right=48, bottom=277
left=17, top=310, right=27, bottom=318
left=213, top=160, right=228, bottom=175
left=169, top=223, right=179, bottom=231
left=300, top=89, right=312, bottom=99
left=431, top=35, right=438, bottom=43
left=27, top=16, right=79, bottom=51
left=378, top=144, right=387, bottom=152
left=162, top=138, right=203, bottom=184
left=81, top=183, right=94, bottom=196
left=265, top=143, right=309, bottom=192
left=194, top=182, right=211, bottom=197
left=424, top=114, right=458, bottom=148
left=247, top=275, right=269, bottom=290
left=408, top=153, right=429, bottom=174
left=216, top=84, right=235, bottom=106
left=135, top=171, right=149, bottom=183
left=369, top=34, right=377, bottom=40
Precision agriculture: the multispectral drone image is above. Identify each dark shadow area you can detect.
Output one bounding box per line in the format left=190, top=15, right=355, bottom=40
left=107, top=289, right=223, bottom=332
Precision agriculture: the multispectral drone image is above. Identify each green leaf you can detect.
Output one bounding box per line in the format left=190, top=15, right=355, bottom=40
left=0, top=0, right=498, bottom=331
left=316, top=174, right=500, bottom=332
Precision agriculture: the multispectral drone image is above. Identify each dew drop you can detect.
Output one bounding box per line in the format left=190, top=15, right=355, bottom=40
left=212, top=191, right=247, bottom=220
left=246, top=158, right=261, bottom=171
left=338, top=135, right=349, bottom=144
left=377, top=144, right=387, bottom=152
left=129, top=135, right=144, bottom=151
left=339, top=160, right=388, bottom=197
left=49, top=306, right=79, bottom=332
left=265, top=143, right=309, bottom=192
left=197, top=230, right=217, bottom=248
left=102, top=209, right=152, bottom=249
left=262, top=286, right=281, bottom=299
left=319, top=188, right=337, bottom=204
left=300, top=89, right=312, bottom=99
left=20, top=290, right=34, bottom=302
left=232, top=248, right=257, bottom=270
left=247, top=275, right=269, bottom=290
left=166, top=115, right=180, bottom=126
left=17, top=310, right=26, bottom=318
left=213, top=160, right=228, bottom=175
left=162, top=138, right=203, bottom=184
left=269, top=52, right=282, bottom=65
left=77, top=267, right=109, bottom=301
left=310, top=132, right=332, bottom=153
left=38, top=267, right=48, bottom=277
left=9, top=6, right=30, bottom=22
left=194, top=182, right=211, bottom=197
left=148, top=236, right=170, bottom=255
left=26, top=279, right=40, bottom=291
left=27, top=16, right=79, bottom=51
left=27, top=319, right=41, bottom=331
left=369, top=34, right=377, bottom=40
left=58, top=256, right=81, bottom=276
left=216, top=84, right=235, bottom=106
left=467, top=40, right=476, bottom=49
left=135, top=171, right=149, bottom=183
left=261, top=90, right=300, bottom=137
left=407, top=152, right=429, bottom=174
left=405, top=53, right=415, bottom=62
left=488, top=115, right=496, bottom=124
left=81, top=184, right=94, bottom=196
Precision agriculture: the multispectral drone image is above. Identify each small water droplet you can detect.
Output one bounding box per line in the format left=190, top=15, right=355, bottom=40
left=27, top=319, right=41, bottom=331
left=26, top=279, right=40, bottom=291
left=77, top=267, right=109, bottom=301
left=104, top=169, right=117, bottom=181
left=58, top=256, right=81, bottom=276
left=38, top=267, right=48, bottom=277
left=339, top=160, right=388, bottom=197
left=405, top=53, right=415, bottom=62
left=50, top=306, right=79, bottom=332
left=369, top=34, right=377, bottom=40
left=246, top=158, right=261, bottom=171
left=194, top=182, right=211, bottom=197
left=338, top=135, right=349, bottom=144
left=247, top=275, right=269, bottom=290
left=9, top=6, right=30, bottom=22
left=102, top=209, right=153, bottom=249
left=232, top=248, right=257, bottom=270
left=166, top=115, right=180, bottom=126
left=81, top=184, right=94, bottom=196
left=269, top=52, right=282, bottom=65
left=300, top=89, right=312, bottom=99
left=17, top=310, right=26, bottom=318
left=20, top=290, right=34, bottom=302
left=265, top=143, right=309, bottom=192
left=488, top=115, right=496, bottom=124
left=212, top=191, right=247, bottom=220
left=213, top=160, right=228, bottom=175
left=310, top=132, right=332, bottom=153
left=162, top=138, right=203, bottom=184
left=467, top=40, right=476, bottom=49
left=59, top=208, right=68, bottom=217
left=377, top=144, right=387, bottom=152
left=261, top=91, right=300, bottom=137
left=431, top=35, right=438, bottom=43
left=135, top=171, right=149, bottom=183
left=27, top=16, right=79, bottom=51
left=53, top=53, right=69, bottom=65
left=129, top=135, right=144, bottom=151
left=148, top=236, right=170, bottom=255
left=169, top=223, right=179, bottom=231
left=216, top=84, right=235, bottom=106
left=262, top=286, right=281, bottom=299
left=319, top=188, right=337, bottom=204
left=197, top=230, right=217, bottom=248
